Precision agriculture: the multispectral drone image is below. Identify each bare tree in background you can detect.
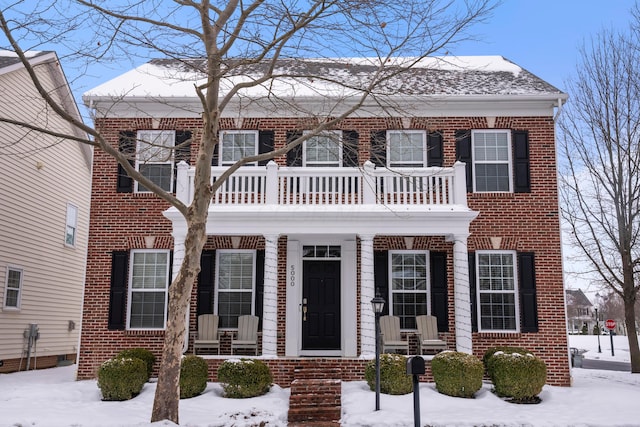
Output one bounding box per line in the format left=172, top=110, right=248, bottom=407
left=559, top=12, right=640, bottom=372
left=0, top=0, right=495, bottom=422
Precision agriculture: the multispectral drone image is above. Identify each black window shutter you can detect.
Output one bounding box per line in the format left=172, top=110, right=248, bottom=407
left=513, top=130, right=531, bottom=193
left=373, top=251, right=390, bottom=316
left=370, top=131, right=387, bottom=167
left=342, top=130, right=359, bottom=167
left=174, top=130, right=192, bottom=192
left=286, top=130, right=303, bottom=166
left=258, top=131, right=275, bottom=166
left=455, top=130, right=473, bottom=192
left=212, top=141, right=219, bottom=166
left=427, top=131, right=444, bottom=167
left=518, top=252, right=538, bottom=332
left=255, top=250, right=265, bottom=330
left=117, top=131, right=136, bottom=193
left=197, top=250, right=216, bottom=316
left=108, top=251, right=129, bottom=330
left=430, top=251, right=448, bottom=332
left=468, top=252, right=477, bottom=332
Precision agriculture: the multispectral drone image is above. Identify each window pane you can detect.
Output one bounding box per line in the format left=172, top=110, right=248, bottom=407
left=391, top=253, right=427, bottom=291
left=218, top=292, right=252, bottom=328
left=479, top=293, right=516, bottom=330
left=131, top=252, right=168, bottom=289
left=129, top=291, right=166, bottom=328
left=475, top=164, right=509, bottom=192
left=389, top=132, right=424, bottom=166
left=5, top=288, right=19, bottom=307
left=392, top=293, right=427, bottom=329
left=221, top=132, right=257, bottom=164
left=474, top=132, right=508, bottom=161
left=218, top=253, right=254, bottom=290
left=305, top=134, right=340, bottom=166
left=138, top=164, right=172, bottom=192
left=477, top=252, right=517, bottom=331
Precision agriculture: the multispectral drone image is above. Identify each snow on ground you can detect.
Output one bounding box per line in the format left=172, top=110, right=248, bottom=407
left=0, top=335, right=637, bottom=427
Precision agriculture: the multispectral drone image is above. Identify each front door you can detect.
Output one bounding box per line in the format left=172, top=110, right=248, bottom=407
left=302, top=260, right=341, bottom=350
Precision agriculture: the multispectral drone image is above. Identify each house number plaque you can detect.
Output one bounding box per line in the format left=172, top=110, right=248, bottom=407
left=289, top=264, right=295, bottom=287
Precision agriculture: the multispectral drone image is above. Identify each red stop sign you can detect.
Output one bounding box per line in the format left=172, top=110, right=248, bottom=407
left=605, top=319, right=616, bottom=330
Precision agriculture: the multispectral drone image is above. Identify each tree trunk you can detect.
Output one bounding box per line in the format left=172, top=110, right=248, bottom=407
left=624, top=292, right=640, bottom=373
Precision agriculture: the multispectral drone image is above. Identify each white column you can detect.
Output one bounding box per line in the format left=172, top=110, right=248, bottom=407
left=172, top=231, right=189, bottom=354
left=261, top=234, right=280, bottom=356
left=453, top=235, right=473, bottom=354
left=359, top=234, right=376, bottom=356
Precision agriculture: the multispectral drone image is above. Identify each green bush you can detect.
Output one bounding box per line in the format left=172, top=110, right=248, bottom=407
left=431, top=351, right=483, bottom=398
left=180, top=355, right=209, bottom=399
left=97, top=357, right=147, bottom=401
left=490, top=352, right=547, bottom=403
left=364, top=353, right=412, bottom=395
left=217, top=359, right=273, bottom=398
left=116, top=348, right=156, bottom=380
left=482, top=346, right=531, bottom=381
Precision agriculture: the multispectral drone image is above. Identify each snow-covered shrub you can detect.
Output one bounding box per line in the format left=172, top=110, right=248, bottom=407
left=97, top=357, right=147, bottom=401
left=482, top=346, right=531, bottom=380
left=180, top=355, right=209, bottom=399
left=490, top=352, right=547, bottom=403
left=116, top=348, right=156, bottom=380
left=431, top=351, right=483, bottom=398
left=364, top=353, right=412, bottom=395
left=217, top=359, right=272, bottom=398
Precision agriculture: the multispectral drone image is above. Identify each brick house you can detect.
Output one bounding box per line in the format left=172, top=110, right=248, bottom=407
left=79, top=56, right=571, bottom=386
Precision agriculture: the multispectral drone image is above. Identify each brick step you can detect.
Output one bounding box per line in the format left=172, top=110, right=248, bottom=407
left=288, top=375, right=342, bottom=425
left=288, top=406, right=341, bottom=422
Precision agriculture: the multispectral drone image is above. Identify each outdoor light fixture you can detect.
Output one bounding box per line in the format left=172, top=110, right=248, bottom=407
left=371, top=292, right=385, bottom=411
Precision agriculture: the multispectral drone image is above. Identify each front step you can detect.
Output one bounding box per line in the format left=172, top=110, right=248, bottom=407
left=287, top=367, right=342, bottom=425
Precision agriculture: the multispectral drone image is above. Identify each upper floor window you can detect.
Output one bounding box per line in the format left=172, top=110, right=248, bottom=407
left=4, top=267, right=23, bottom=309
left=303, top=131, right=342, bottom=167
left=219, top=131, right=259, bottom=166
left=388, top=131, right=426, bottom=167
left=389, top=251, right=429, bottom=329
left=472, top=130, right=512, bottom=192
left=476, top=251, right=519, bottom=332
left=135, top=130, right=176, bottom=193
left=65, top=203, right=78, bottom=247
left=127, top=250, right=170, bottom=329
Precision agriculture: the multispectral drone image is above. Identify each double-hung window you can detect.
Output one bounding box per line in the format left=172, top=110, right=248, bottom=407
left=304, top=131, right=342, bottom=167
left=389, top=251, right=429, bottom=329
left=65, top=203, right=78, bottom=247
left=387, top=130, right=426, bottom=167
left=4, top=267, right=23, bottom=309
left=135, top=130, right=176, bottom=192
left=127, top=250, right=170, bottom=329
left=476, top=251, right=519, bottom=332
left=215, top=250, right=256, bottom=328
left=219, top=131, right=259, bottom=166
left=472, top=130, right=512, bottom=192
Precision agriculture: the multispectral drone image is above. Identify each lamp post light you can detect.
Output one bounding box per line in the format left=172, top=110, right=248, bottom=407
left=371, top=293, right=385, bottom=411
left=595, top=293, right=602, bottom=353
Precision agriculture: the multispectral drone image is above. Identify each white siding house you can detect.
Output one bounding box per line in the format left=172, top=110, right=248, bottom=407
left=0, top=51, right=91, bottom=372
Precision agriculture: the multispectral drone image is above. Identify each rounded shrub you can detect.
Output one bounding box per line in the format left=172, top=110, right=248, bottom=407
left=483, top=346, right=531, bottom=381
left=431, top=351, right=483, bottom=398
left=490, top=352, right=547, bottom=403
left=116, top=348, right=156, bottom=380
left=364, top=353, right=412, bottom=395
left=97, top=357, right=147, bottom=401
left=180, top=355, right=209, bottom=399
left=217, top=359, right=273, bottom=398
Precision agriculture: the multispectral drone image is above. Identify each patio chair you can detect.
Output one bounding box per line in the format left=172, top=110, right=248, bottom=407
left=193, top=314, right=220, bottom=355
left=415, top=315, right=447, bottom=354
left=231, top=315, right=259, bottom=355
left=379, top=315, right=409, bottom=354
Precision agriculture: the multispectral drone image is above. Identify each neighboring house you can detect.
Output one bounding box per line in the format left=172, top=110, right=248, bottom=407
left=566, top=289, right=594, bottom=334
left=79, top=56, right=571, bottom=386
left=0, top=51, right=91, bottom=373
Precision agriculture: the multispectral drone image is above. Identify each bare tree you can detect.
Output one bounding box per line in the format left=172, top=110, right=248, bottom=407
left=0, top=0, right=495, bottom=422
left=559, top=13, right=640, bottom=372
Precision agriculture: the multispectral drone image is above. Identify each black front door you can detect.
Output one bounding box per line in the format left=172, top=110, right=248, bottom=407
left=302, top=260, right=341, bottom=350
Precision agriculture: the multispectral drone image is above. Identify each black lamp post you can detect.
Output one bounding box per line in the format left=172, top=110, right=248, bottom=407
left=595, top=293, right=602, bottom=353
left=371, top=293, right=385, bottom=411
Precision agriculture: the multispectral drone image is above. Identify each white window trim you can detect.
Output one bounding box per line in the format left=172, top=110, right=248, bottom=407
left=219, top=130, right=259, bottom=166
left=471, top=129, right=513, bottom=193
left=126, top=249, right=170, bottom=330
left=475, top=250, right=520, bottom=333
left=65, top=203, right=78, bottom=248
left=388, top=250, right=430, bottom=331
left=214, top=249, right=257, bottom=330
left=302, top=130, right=342, bottom=167
left=3, top=266, right=23, bottom=310
left=386, top=130, right=427, bottom=168
left=134, top=130, right=176, bottom=193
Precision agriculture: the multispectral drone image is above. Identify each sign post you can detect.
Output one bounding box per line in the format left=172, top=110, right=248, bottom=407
left=605, top=319, right=616, bottom=356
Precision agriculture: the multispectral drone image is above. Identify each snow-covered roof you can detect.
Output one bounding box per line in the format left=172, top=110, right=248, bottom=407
left=84, top=55, right=564, bottom=100
left=0, top=50, right=51, bottom=70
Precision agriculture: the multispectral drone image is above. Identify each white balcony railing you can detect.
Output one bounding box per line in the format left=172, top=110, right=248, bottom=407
left=176, top=160, right=468, bottom=208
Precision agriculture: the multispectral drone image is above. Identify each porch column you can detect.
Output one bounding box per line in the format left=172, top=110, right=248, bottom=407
left=261, top=234, right=280, bottom=356
left=359, top=234, right=376, bottom=355
left=452, top=234, right=473, bottom=354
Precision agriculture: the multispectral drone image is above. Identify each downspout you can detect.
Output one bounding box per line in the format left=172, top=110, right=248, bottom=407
left=553, top=97, right=564, bottom=122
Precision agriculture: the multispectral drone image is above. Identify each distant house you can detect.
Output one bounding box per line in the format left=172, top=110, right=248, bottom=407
left=0, top=51, right=91, bottom=372
left=79, top=56, right=571, bottom=386
left=566, top=289, right=594, bottom=333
